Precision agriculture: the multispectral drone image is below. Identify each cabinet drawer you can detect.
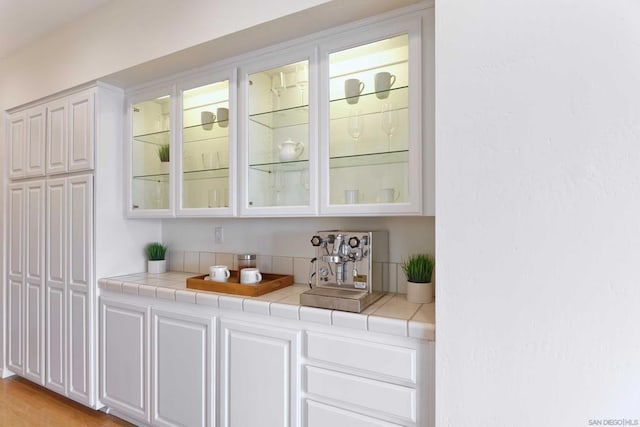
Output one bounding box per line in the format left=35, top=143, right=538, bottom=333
left=305, top=399, right=404, bottom=427
left=305, top=366, right=416, bottom=422
left=306, top=331, right=416, bottom=383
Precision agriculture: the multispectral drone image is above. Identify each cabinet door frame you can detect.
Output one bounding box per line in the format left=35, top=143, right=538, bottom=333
left=6, top=111, right=26, bottom=179
left=24, top=106, right=47, bottom=178
left=219, top=317, right=301, bottom=427
left=23, top=180, right=45, bottom=384
left=45, top=178, right=68, bottom=394
left=46, top=98, right=69, bottom=175
left=125, top=84, right=177, bottom=218
left=67, top=89, right=96, bottom=172
left=318, top=15, right=424, bottom=216
left=237, top=46, right=319, bottom=217
left=151, top=308, right=216, bottom=427
left=99, top=296, right=151, bottom=423
left=175, top=68, right=238, bottom=217
left=7, top=183, right=25, bottom=375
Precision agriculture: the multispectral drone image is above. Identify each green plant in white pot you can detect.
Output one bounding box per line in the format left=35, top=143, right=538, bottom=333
left=146, top=242, right=168, bottom=274
left=401, top=253, right=435, bottom=304
left=157, top=144, right=170, bottom=174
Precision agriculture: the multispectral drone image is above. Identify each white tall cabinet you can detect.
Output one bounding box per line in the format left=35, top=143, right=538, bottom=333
left=3, top=83, right=159, bottom=406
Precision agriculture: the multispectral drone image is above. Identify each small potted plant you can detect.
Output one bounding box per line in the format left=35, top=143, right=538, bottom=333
left=401, top=253, right=435, bottom=303
left=146, top=242, right=168, bottom=274
left=157, top=144, right=170, bottom=174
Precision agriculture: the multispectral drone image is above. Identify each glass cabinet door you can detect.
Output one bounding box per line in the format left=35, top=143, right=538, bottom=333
left=241, top=55, right=315, bottom=215
left=322, top=25, right=422, bottom=215
left=130, top=91, right=173, bottom=215
left=179, top=77, right=233, bottom=215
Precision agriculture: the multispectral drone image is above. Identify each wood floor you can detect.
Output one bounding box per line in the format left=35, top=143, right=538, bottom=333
left=0, top=376, right=133, bottom=426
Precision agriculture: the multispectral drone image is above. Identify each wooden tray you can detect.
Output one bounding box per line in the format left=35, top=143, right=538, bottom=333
left=186, top=271, right=293, bottom=297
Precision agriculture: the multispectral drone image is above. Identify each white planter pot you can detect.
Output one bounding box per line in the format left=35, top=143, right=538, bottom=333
left=406, top=281, right=433, bottom=304
left=159, top=161, right=170, bottom=175
left=148, top=260, right=167, bottom=274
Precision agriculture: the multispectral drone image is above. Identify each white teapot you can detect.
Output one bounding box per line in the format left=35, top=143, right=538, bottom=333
left=278, top=138, right=304, bottom=162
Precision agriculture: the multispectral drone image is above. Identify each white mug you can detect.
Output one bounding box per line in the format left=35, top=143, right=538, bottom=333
left=344, top=78, right=365, bottom=105
left=240, top=268, right=262, bottom=284
left=216, top=107, right=229, bottom=128
left=378, top=188, right=400, bottom=203
left=374, top=72, right=397, bottom=99
left=209, top=265, right=230, bottom=282
left=345, top=189, right=360, bottom=204
left=201, top=111, right=215, bottom=131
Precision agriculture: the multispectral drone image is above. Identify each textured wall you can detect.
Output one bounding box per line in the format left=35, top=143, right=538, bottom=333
left=436, top=0, right=640, bottom=424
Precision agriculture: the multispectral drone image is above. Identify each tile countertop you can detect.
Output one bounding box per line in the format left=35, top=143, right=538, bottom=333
left=98, top=271, right=435, bottom=341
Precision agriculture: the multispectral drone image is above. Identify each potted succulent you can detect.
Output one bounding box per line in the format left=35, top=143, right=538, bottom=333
left=401, top=253, right=435, bottom=304
left=157, top=144, right=170, bottom=174
left=146, top=242, right=168, bottom=274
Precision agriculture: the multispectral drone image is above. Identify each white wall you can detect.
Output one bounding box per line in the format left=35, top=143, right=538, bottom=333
left=436, top=0, right=640, bottom=424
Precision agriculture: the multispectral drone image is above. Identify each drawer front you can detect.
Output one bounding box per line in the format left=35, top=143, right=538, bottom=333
left=305, top=399, right=404, bottom=427
left=305, top=366, right=416, bottom=423
left=306, top=331, right=416, bottom=383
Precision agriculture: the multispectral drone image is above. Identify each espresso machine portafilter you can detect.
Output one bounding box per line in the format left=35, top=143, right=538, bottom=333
left=301, top=230, right=388, bottom=313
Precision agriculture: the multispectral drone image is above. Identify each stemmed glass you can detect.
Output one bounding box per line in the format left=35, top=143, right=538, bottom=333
left=271, top=71, right=285, bottom=109
left=295, top=63, right=308, bottom=106
left=380, top=103, right=398, bottom=151
left=272, top=169, right=286, bottom=205
left=347, top=109, right=364, bottom=142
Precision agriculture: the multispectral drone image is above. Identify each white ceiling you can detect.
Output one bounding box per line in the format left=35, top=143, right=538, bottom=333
left=0, top=0, right=110, bottom=59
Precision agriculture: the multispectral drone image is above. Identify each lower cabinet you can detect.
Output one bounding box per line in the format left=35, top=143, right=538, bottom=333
left=219, top=318, right=300, bottom=427
left=99, top=293, right=433, bottom=427
left=152, top=308, right=215, bottom=427
left=100, top=297, right=150, bottom=423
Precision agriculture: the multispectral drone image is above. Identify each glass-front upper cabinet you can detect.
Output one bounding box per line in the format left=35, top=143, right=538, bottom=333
left=239, top=51, right=317, bottom=216
left=320, top=19, right=423, bottom=215
left=178, top=71, right=235, bottom=216
left=128, top=87, right=174, bottom=217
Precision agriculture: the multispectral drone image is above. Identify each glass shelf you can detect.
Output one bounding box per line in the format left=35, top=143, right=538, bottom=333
left=329, top=86, right=408, bottom=120
left=183, top=121, right=229, bottom=144
left=133, top=129, right=170, bottom=146
left=183, top=167, right=229, bottom=181
left=249, top=159, right=309, bottom=174
left=249, top=104, right=309, bottom=129
left=329, top=149, right=409, bottom=169
left=132, top=173, right=170, bottom=182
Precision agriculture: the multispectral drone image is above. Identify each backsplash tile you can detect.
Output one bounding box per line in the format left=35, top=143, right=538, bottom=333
left=257, top=255, right=272, bottom=273
left=168, top=250, right=184, bottom=272
left=293, top=257, right=310, bottom=285
left=272, top=256, right=293, bottom=275
left=199, top=252, right=215, bottom=273
left=216, top=253, right=235, bottom=270
left=184, top=251, right=199, bottom=273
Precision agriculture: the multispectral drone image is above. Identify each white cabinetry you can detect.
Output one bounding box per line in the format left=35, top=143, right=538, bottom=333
left=100, top=297, right=150, bottom=423
left=100, top=296, right=216, bottom=427
left=43, top=175, right=94, bottom=404
left=6, top=106, right=46, bottom=179
left=219, top=318, right=300, bottom=427
left=7, top=181, right=45, bottom=384
left=125, top=7, right=432, bottom=218
left=152, top=309, right=215, bottom=427
left=46, top=89, right=95, bottom=175
left=4, top=83, right=158, bottom=408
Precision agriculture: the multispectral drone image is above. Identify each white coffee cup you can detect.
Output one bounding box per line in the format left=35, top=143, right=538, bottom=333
left=378, top=188, right=400, bottom=203
left=209, top=265, right=230, bottom=282
left=344, top=78, right=365, bottom=105
left=201, top=111, right=215, bottom=130
left=240, top=268, right=262, bottom=284
left=345, top=189, right=360, bottom=204
left=216, top=107, right=229, bottom=128
left=374, top=72, right=397, bottom=99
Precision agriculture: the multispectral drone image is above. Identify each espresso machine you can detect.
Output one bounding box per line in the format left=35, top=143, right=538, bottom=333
left=300, top=230, right=388, bottom=313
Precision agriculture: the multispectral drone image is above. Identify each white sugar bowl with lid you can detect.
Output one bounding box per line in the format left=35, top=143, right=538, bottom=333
left=278, top=138, right=304, bottom=162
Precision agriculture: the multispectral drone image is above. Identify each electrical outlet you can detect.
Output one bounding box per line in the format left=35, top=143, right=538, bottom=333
left=214, top=226, right=224, bottom=244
